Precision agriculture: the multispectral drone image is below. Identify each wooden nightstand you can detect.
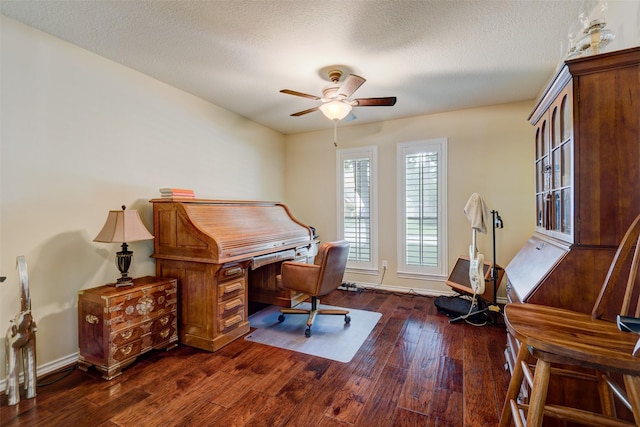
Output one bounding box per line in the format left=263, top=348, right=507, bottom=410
left=77, top=276, right=178, bottom=380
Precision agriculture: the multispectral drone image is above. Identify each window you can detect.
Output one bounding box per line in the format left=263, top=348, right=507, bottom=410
left=397, top=139, right=448, bottom=278
left=337, top=146, right=377, bottom=272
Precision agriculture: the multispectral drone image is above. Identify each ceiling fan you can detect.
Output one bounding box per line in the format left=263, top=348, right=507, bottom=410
left=280, top=69, right=397, bottom=122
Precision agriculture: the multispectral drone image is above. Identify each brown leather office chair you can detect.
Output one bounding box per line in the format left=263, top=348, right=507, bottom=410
left=277, top=240, right=351, bottom=337
left=500, top=214, right=640, bottom=427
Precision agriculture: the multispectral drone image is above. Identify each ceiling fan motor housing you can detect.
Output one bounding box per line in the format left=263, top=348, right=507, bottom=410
left=322, top=85, right=341, bottom=99
left=327, top=69, right=343, bottom=83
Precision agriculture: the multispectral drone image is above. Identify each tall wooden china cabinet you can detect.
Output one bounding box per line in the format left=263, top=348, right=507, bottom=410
left=504, top=46, right=640, bottom=420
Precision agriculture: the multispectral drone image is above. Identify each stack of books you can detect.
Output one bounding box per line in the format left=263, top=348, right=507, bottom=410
left=159, top=188, right=195, bottom=199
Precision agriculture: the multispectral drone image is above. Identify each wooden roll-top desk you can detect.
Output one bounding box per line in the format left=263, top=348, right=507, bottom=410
left=150, top=199, right=317, bottom=352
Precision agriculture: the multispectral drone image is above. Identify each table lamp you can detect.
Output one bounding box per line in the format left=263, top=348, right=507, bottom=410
left=94, top=205, right=154, bottom=287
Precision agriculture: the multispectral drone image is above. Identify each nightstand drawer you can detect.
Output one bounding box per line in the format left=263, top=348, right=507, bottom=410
left=107, top=282, right=177, bottom=332
left=110, top=340, right=143, bottom=363
left=110, top=324, right=147, bottom=347
left=152, top=313, right=176, bottom=331
left=152, top=324, right=177, bottom=346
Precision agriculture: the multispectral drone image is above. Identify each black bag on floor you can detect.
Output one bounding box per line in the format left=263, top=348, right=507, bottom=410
left=434, top=295, right=488, bottom=323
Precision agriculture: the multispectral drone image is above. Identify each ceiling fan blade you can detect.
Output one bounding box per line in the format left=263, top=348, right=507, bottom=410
left=337, top=74, right=366, bottom=98
left=290, top=106, right=319, bottom=116
left=280, top=89, right=320, bottom=100
left=354, top=97, right=397, bottom=107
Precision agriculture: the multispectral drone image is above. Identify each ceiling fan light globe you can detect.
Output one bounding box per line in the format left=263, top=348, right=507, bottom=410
left=319, top=100, right=352, bottom=121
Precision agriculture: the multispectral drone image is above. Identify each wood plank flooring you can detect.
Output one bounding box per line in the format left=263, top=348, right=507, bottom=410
left=1, top=289, right=510, bottom=426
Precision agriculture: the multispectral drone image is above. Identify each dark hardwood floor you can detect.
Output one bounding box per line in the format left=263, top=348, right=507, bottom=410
left=1, top=289, right=510, bottom=426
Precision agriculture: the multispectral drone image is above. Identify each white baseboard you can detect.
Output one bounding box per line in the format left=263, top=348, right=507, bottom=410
left=350, top=281, right=452, bottom=297
left=0, top=352, right=78, bottom=393
left=349, top=280, right=508, bottom=305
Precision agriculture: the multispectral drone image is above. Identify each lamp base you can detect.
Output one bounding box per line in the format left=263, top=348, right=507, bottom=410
left=115, top=243, right=134, bottom=287
left=115, top=276, right=134, bottom=287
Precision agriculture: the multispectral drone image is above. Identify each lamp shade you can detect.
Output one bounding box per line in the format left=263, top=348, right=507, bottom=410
left=319, top=100, right=352, bottom=121
left=94, top=207, right=154, bottom=243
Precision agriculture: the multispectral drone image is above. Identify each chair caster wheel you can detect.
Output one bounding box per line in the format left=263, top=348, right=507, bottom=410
left=305, top=328, right=311, bottom=337
left=345, top=315, right=351, bottom=324
left=278, top=314, right=285, bottom=322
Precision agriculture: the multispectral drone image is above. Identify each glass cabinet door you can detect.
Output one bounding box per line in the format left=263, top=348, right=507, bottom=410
left=534, top=84, right=573, bottom=242
left=534, top=116, right=549, bottom=229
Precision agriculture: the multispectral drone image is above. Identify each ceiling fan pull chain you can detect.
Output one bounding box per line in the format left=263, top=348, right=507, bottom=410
left=333, top=120, right=338, bottom=147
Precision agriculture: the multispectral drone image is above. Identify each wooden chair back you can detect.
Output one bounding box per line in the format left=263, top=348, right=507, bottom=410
left=592, top=214, right=640, bottom=321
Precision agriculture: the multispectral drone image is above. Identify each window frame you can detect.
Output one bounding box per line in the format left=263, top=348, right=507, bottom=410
left=336, top=146, right=378, bottom=273
left=396, top=138, right=448, bottom=279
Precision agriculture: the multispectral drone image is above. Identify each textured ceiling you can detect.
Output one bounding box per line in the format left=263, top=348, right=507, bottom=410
left=1, top=0, right=586, bottom=135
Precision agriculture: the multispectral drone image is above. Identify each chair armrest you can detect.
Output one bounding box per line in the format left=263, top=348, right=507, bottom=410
left=280, top=262, right=321, bottom=295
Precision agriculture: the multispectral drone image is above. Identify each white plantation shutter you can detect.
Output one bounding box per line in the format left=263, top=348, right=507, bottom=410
left=343, top=158, right=371, bottom=262
left=337, top=147, right=377, bottom=271
left=405, top=151, right=439, bottom=266
left=398, top=139, right=447, bottom=277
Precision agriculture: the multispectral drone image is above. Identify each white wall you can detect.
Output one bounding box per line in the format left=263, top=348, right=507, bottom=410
left=0, top=17, right=285, bottom=379
left=594, top=0, right=640, bottom=53
left=284, top=101, right=535, bottom=295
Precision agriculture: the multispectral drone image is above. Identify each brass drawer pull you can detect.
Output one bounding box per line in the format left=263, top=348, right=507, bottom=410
left=222, top=282, right=242, bottom=294
left=224, top=267, right=243, bottom=276
left=119, top=345, right=133, bottom=356
left=223, top=315, right=242, bottom=329
left=85, top=314, right=99, bottom=325
left=120, top=330, right=133, bottom=340
left=159, top=316, right=170, bottom=326
left=224, top=298, right=243, bottom=311
left=160, top=329, right=170, bottom=339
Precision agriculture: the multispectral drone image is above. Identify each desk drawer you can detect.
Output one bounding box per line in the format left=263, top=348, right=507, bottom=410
left=218, top=295, right=245, bottom=317
left=219, top=278, right=245, bottom=300
left=218, top=309, right=245, bottom=333
left=219, top=264, right=244, bottom=280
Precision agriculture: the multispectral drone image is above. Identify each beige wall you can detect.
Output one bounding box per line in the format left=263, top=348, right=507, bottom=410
left=284, top=101, right=535, bottom=294
left=2, top=0, right=638, bottom=385
left=282, top=0, right=640, bottom=295
left=0, top=17, right=285, bottom=379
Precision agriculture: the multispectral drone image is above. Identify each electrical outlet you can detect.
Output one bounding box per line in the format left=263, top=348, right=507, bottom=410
left=382, top=260, right=388, bottom=270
